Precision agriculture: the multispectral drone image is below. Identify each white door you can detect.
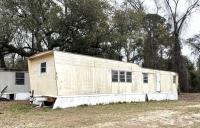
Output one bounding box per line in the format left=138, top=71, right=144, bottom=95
left=156, top=73, right=161, bottom=92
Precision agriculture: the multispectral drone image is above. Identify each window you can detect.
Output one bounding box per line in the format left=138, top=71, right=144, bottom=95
left=143, top=73, right=148, bottom=83
left=126, top=72, right=132, bottom=82
left=112, top=70, right=133, bottom=83
left=16, top=72, right=25, bottom=85
left=173, top=75, right=176, bottom=84
left=120, top=71, right=125, bottom=82
left=41, top=62, right=46, bottom=73
left=112, top=70, right=118, bottom=82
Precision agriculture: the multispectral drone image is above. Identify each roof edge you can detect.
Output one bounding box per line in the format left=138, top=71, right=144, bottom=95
left=28, top=50, right=53, bottom=60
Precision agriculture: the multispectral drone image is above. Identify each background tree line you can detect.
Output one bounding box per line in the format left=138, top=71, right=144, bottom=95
left=0, top=0, right=200, bottom=92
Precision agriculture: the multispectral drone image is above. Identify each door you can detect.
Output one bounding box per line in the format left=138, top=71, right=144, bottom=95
left=156, top=73, right=161, bottom=92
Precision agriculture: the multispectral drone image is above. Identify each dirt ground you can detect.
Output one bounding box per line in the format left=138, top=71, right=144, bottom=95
left=1, top=93, right=200, bottom=128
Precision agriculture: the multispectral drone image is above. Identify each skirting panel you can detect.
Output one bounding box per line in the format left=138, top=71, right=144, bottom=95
left=53, top=94, right=146, bottom=109
left=148, top=92, right=178, bottom=101
left=1, top=92, right=30, bottom=100
left=32, top=92, right=178, bottom=109
left=15, top=93, right=30, bottom=100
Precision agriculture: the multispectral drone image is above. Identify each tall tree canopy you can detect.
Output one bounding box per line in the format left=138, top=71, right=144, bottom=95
left=142, top=13, right=172, bottom=70
left=1, top=0, right=200, bottom=92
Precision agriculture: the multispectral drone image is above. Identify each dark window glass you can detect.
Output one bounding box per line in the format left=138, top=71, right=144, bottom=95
left=41, top=62, right=46, bottom=73
left=143, top=73, right=148, bottom=83
left=112, top=70, right=118, bottom=82
left=16, top=72, right=25, bottom=85
left=126, top=72, right=132, bottom=82
left=173, top=75, right=176, bottom=84
left=120, top=71, right=125, bottom=82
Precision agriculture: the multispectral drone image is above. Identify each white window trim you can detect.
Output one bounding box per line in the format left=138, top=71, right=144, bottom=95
left=112, top=70, right=133, bottom=83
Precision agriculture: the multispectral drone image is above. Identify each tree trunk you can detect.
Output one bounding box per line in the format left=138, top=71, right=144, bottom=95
left=173, top=34, right=189, bottom=92
left=0, top=54, right=6, bottom=68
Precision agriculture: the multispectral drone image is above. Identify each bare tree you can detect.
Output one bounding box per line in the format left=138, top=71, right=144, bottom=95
left=187, top=34, right=200, bottom=70
left=127, top=0, right=144, bottom=11
left=153, top=0, right=161, bottom=14
left=162, top=0, right=200, bottom=92
left=188, top=34, right=200, bottom=53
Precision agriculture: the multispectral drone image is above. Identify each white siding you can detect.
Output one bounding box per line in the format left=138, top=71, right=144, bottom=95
left=28, top=53, right=57, bottom=96
left=0, top=71, right=29, bottom=93
left=53, top=51, right=178, bottom=97
left=28, top=51, right=178, bottom=108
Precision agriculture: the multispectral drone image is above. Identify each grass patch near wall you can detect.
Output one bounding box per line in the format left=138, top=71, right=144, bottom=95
left=9, top=103, right=33, bottom=113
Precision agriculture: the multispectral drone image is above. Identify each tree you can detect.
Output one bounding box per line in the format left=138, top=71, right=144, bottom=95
left=154, top=0, right=200, bottom=92
left=0, top=0, right=111, bottom=59
left=182, top=56, right=200, bottom=92
left=142, top=13, right=172, bottom=70
left=0, top=0, right=64, bottom=57
left=55, top=0, right=110, bottom=57
left=110, top=0, right=145, bottom=62
left=187, top=34, right=200, bottom=70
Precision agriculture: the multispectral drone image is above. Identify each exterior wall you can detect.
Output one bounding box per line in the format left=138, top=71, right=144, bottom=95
left=28, top=53, right=57, bottom=96
left=0, top=71, right=30, bottom=100
left=54, top=51, right=144, bottom=96
left=0, top=71, right=30, bottom=93
left=53, top=51, right=178, bottom=97
left=29, top=51, right=178, bottom=108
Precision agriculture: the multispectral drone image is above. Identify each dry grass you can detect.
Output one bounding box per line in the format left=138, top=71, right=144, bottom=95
left=0, top=93, right=200, bottom=128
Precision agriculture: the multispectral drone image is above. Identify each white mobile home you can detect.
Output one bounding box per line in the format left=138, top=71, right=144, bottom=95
left=28, top=51, right=178, bottom=109
left=0, top=70, right=30, bottom=100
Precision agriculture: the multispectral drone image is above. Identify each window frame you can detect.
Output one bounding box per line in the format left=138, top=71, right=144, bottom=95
left=15, top=72, right=25, bottom=85
left=143, top=73, right=148, bottom=84
left=41, top=62, right=47, bottom=73
left=119, top=71, right=126, bottom=82
left=173, top=75, right=176, bottom=84
left=126, top=72, right=132, bottom=83
left=112, top=70, right=119, bottom=82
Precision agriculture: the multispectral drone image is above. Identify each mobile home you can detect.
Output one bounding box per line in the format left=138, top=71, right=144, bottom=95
left=0, top=69, right=30, bottom=100
left=28, top=51, right=178, bottom=109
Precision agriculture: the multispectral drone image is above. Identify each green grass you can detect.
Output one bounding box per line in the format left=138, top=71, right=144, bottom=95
left=7, top=103, right=52, bottom=113
left=8, top=103, right=33, bottom=113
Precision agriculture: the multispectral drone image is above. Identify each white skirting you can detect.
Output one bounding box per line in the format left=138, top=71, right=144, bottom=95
left=15, top=93, right=30, bottom=100
left=53, top=94, right=146, bottom=109
left=1, top=94, right=10, bottom=99
left=148, top=92, right=178, bottom=101
left=32, top=92, right=178, bottom=109
left=0, top=92, right=30, bottom=100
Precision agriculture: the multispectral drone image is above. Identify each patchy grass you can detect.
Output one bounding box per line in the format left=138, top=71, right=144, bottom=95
left=9, top=103, right=33, bottom=113
left=0, top=93, right=200, bottom=128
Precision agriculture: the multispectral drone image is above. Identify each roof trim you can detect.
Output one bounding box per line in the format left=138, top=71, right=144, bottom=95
left=28, top=50, right=53, bottom=60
